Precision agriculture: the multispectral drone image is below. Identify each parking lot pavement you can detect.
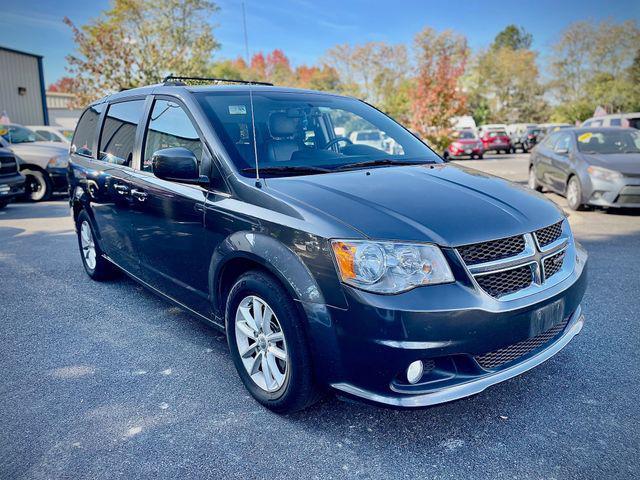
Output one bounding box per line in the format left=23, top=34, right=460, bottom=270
left=1, top=154, right=639, bottom=479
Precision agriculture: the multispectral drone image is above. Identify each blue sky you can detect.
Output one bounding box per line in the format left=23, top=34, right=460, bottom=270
left=1, top=0, right=639, bottom=85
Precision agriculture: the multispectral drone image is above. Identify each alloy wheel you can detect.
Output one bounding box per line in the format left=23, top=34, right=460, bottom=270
left=567, top=179, right=579, bottom=208
left=235, top=295, right=288, bottom=393
left=80, top=220, right=97, bottom=270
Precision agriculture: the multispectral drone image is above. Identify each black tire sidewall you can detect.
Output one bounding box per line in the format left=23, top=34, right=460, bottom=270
left=24, top=170, right=51, bottom=202
left=225, top=271, right=316, bottom=412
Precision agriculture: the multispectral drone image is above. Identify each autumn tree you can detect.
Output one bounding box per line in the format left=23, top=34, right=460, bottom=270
left=410, top=28, right=468, bottom=132
left=48, top=77, right=75, bottom=93
left=65, top=0, right=220, bottom=104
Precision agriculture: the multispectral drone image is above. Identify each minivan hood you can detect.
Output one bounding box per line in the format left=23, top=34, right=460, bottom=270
left=265, top=163, right=564, bottom=246
left=582, top=153, right=640, bottom=176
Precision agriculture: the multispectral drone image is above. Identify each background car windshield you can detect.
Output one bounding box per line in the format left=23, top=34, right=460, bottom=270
left=196, top=91, right=440, bottom=175
left=456, top=131, right=476, bottom=139
left=577, top=130, right=640, bottom=154
left=0, top=124, right=41, bottom=144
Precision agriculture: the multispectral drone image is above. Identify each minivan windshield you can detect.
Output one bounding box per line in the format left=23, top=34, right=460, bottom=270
left=195, top=91, right=440, bottom=176
left=577, top=130, right=640, bottom=154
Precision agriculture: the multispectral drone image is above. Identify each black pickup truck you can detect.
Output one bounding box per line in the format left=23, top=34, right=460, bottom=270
left=0, top=148, right=25, bottom=209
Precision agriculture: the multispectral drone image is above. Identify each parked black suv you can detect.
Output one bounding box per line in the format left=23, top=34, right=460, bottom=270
left=0, top=148, right=25, bottom=208
left=69, top=79, right=587, bottom=412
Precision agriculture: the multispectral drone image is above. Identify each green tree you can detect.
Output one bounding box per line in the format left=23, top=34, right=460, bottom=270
left=492, top=25, right=533, bottom=50
left=65, top=0, right=220, bottom=104
left=550, top=20, right=640, bottom=121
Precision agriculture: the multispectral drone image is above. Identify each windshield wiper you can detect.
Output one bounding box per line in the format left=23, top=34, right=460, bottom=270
left=335, top=159, right=434, bottom=171
left=242, top=165, right=331, bottom=177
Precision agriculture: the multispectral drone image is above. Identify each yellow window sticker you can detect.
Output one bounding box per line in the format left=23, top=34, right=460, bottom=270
left=0, top=128, right=7, bottom=136
left=578, top=132, right=592, bottom=142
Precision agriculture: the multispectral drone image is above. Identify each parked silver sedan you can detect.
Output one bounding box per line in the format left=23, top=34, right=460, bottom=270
left=528, top=127, right=640, bottom=210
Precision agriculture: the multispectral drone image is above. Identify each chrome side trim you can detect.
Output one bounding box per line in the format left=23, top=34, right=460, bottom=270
left=332, top=305, right=584, bottom=407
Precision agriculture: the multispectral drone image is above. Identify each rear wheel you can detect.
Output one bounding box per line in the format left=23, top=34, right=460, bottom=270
left=76, top=210, right=118, bottom=280
left=566, top=176, right=583, bottom=211
left=22, top=170, right=52, bottom=202
left=528, top=167, right=542, bottom=192
left=0, top=201, right=8, bottom=209
left=226, top=271, right=320, bottom=413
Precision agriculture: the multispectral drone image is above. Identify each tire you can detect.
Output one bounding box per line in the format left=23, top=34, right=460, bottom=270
left=0, top=201, right=8, bottom=209
left=22, top=169, right=52, bottom=202
left=226, top=270, right=321, bottom=413
left=522, top=146, right=528, bottom=153
left=566, top=176, right=583, bottom=211
left=478, top=153, right=484, bottom=160
left=76, top=210, right=118, bottom=280
left=528, top=167, right=542, bottom=192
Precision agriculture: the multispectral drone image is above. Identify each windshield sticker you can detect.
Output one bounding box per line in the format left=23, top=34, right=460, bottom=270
left=578, top=132, right=593, bottom=142
left=0, top=128, right=7, bottom=136
left=228, top=105, right=247, bottom=115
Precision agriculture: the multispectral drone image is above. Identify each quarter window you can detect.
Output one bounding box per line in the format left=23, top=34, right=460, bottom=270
left=99, top=100, right=145, bottom=166
left=610, top=118, right=621, bottom=126
left=143, top=99, right=203, bottom=172
left=72, top=104, right=104, bottom=157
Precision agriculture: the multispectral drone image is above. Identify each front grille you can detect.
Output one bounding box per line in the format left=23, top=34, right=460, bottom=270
left=457, top=235, right=525, bottom=265
left=475, top=265, right=533, bottom=298
left=0, top=157, right=18, bottom=176
left=544, top=251, right=565, bottom=279
left=535, top=222, right=562, bottom=247
left=475, top=318, right=569, bottom=370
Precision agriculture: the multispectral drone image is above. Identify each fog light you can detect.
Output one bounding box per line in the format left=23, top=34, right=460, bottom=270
left=406, top=360, right=424, bottom=384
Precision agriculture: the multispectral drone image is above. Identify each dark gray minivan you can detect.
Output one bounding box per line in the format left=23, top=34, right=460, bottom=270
left=69, top=78, right=587, bottom=412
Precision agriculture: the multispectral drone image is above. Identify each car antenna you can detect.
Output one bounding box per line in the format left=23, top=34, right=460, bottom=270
left=243, top=0, right=261, bottom=188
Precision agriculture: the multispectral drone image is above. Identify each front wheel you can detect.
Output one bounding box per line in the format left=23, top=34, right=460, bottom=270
left=22, top=170, right=52, bottom=202
left=566, top=176, right=583, bottom=211
left=226, top=271, right=321, bottom=413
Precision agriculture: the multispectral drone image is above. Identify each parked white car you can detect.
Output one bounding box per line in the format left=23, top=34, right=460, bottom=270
left=477, top=124, right=508, bottom=135
left=27, top=125, right=73, bottom=144
left=581, top=113, right=640, bottom=130
left=0, top=124, right=70, bottom=201
left=349, top=130, right=386, bottom=150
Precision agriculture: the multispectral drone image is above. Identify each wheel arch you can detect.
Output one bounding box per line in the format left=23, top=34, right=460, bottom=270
left=209, top=232, right=326, bottom=319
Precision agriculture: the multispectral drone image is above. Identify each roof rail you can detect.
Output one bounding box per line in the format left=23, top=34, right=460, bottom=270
left=162, top=75, right=273, bottom=87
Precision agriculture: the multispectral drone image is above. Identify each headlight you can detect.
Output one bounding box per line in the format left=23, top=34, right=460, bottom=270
left=587, top=166, right=622, bottom=182
left=47, top=154, right=69, bottom=169
left=331, top=240, right=454, bottom=294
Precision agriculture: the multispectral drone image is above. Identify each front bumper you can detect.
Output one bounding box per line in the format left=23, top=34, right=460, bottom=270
left=46, top=166, right=69, bottom=193
left=0, top=173, right=26, bottom=202
left=311, top=242, right=587, bottom=408
left=585, top=178, right=640, bottom=208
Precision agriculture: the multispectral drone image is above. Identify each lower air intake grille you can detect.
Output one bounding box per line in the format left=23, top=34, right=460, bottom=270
left=475, top=319, right=569, bottom=370
left=475, top=265, right=533, bottom=298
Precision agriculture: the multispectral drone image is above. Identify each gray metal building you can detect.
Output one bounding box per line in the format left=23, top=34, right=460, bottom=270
left=0, top=46, right=49, bottom=125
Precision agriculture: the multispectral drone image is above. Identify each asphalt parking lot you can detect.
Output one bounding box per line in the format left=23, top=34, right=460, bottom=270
left=1, top=153, right=639, bottom=479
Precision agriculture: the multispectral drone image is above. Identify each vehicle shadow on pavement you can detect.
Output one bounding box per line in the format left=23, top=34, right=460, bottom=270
left=0, top=199, right=69, bottom=221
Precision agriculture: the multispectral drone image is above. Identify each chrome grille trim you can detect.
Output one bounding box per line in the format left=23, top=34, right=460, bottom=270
left=456, top=219, right=574, bottom=301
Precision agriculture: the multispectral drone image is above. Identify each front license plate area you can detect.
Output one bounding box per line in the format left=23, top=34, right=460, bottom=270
left=529, top=299, right=564, bottom=337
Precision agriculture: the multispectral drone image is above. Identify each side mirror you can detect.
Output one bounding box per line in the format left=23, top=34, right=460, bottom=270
left=152, top=147, right=206, bottom=184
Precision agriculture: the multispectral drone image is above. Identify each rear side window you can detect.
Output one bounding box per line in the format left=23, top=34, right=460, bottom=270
left=609, top=118, right=621, bottom=126
left=99, top=100, right=145, bottom=166
left=142, top=99, right=203, bottom=172
left=72, top=104, right=104, bottom=157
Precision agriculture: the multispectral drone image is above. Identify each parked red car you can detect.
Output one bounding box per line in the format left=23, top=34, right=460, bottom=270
left=480, top=130, right=512, bottom=154
left=443, top=130, right=484, bottom=160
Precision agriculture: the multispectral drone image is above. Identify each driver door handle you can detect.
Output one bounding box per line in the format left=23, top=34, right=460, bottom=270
left=113, top=183, right=129, bottom=195
left=131, top=189, right=148, bottom=202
